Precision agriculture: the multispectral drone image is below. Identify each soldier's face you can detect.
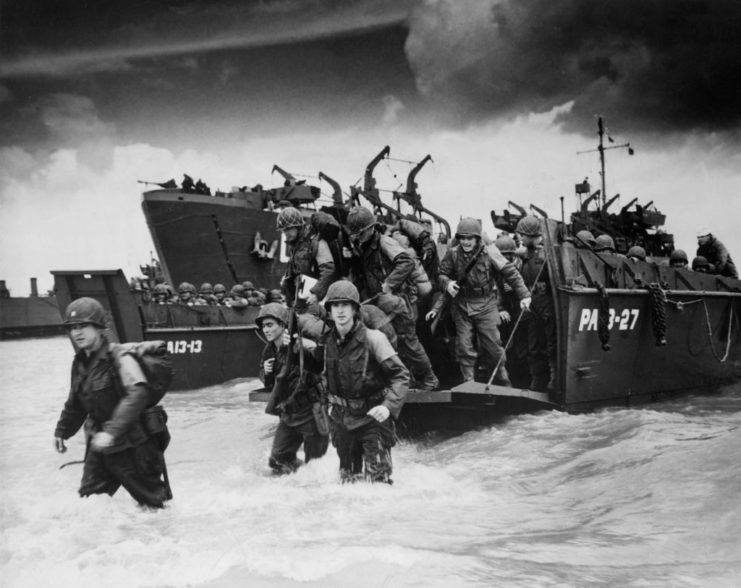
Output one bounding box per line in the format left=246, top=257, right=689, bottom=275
left=356, top=226, right=374, bottom=244
left=67, top=323, right=103, bottom=352
left=330, top=302, right=355, bottom=328
left=282, top=227, right=300, bottom=243
left=697, top=234, right=710, bottom=246
left=261, top=319, right=284, bottom=343
left=519, top=234, right=542, bottom=248
left=458, top=235, right=476, bottom=252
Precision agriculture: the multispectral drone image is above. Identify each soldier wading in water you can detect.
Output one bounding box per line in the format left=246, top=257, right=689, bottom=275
left=53, top=298, right=171, bottom=509
left=303, top=280, right=409, bottom=483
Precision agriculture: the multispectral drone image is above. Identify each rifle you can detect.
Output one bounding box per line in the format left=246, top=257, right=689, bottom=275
left=430, top=243, right=487, bottom=334
left=265, top=287, right=301, bottom=416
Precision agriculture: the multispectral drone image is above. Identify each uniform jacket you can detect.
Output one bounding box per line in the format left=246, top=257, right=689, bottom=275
left=697, top=235, right=738, bottom=278
left=356, top=232, right=415, bottom=299
left=520, top=245, right=551, bottom=290
left=439, top=243, right=529, bottom=314
left=285, top=225, right=336, bottom=300
left=318, top=321, right=409, bottom=429
left=54, top=341, right=150, bottom=453
left=260, top=339, right=323, bottom=425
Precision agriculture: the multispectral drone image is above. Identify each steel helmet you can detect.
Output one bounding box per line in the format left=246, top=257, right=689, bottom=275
left=346, top=206, right=377, bottom=236
left=178, top=281, right=196, bottom=294
left=267, top=289, right=283, bottom=303
left=692, top=255, right=710, bottom=270
left=670, top=249, right=688, bottom=264
left=242, top=281, right=255, bottom=291
left=230, top=284, right=245, bottom=297
left=63, top=297, right=107, bottom=328
left=154, top=283, right=169, bottom=295
left=626, top=245, right=647, bottom=261
left=575, top=230, right=597, bottom=247
left=256, top=302, right=289, bottom=327
left=276, top=207, right=305, bottom=231
left=199, top=282, right=214, bottom=294
left=494, top=234, right=517, bottom=253
left=213, top=283, right=227, bottom=294
left=455, top=217, right=482, bottom=239
left=594, top=234, right=615, bottom=252
left=515, top=215, right=542, bottom=237
left=324, top=280, right=360, bottom=310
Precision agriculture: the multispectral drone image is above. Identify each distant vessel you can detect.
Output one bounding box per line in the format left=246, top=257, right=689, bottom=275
left=0, top=278, right=63, bottom=339
left=53, top=125, right=741, bottom=432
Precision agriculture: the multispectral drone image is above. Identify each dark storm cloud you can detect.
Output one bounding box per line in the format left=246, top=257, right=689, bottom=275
left=406, top=0, right=741, bottom=135
left=0, top=0, right=412, bottom=77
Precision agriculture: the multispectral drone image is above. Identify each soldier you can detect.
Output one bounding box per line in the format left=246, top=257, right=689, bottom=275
left=306, top=280, right=409, bottom=483
left=391, top=216, right=441, bottom=287
left=242, top=281, right=266, bottom=306
left=227, top=284, right=250, bottom=308
left=213, top=283, right=228, bottom=305
left=429, top=219, right=530, bottom=385
left=670, top=249, right=689, bottom=268
left=53, top=298, right=171, bottom=509
left=198, top=282, right=218, bottom=305
left=176, top=282, right=198, bottom=305
left=258, top=303, right=328, bottom=474
left=516, top=215, right=556, bottom=392
left=575, top=230, right=597, bottom=249
left=626, top=246, right=647, bottom=262
left=152, top=283, right=171, bottom=305
left=276, top=207, right=336, bottom=307
left=346, top=206, right=439, bottom=391
left=692, top=256, right=711, bottom=273
left=696, top=228, right=738, bottom=278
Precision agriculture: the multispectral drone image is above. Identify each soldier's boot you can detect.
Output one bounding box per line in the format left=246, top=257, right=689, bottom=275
left=418, top=370, right=440, bottom=391
left=492, top=365, right=512, bottom=387
left=460, top=365, right=475, bottom=382
left=266, top=239, right=278, bottom=260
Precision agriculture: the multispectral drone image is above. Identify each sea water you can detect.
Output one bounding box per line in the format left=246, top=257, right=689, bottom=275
left=1, top=337, right=740, bottom=587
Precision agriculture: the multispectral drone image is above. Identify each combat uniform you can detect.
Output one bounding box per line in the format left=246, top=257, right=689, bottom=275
left=54, top=340, right=170, bottom=508
left=697, top=234, right=738, bottom=278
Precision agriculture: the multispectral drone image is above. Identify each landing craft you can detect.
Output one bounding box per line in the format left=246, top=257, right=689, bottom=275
left=53, top=126, right=741, bottom=432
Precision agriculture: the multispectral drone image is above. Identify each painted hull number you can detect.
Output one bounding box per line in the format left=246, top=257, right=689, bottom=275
left=167, top=340, right=203, bottom=354
left=578, top=308, right=640, bottom=332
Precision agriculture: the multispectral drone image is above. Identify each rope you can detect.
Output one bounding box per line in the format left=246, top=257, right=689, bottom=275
left=647, top=283, right=667, bottom=346
left=595, top=282, right=611, bottom=351
left=702, top=300, right=735, bottom=362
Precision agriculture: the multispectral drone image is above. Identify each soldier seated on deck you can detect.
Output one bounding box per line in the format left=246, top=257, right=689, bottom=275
left=213, top=283, right=228, bottom=305
left=242, top=281, right=267, bottom=306
left=691, top=256, right=711, bottom=273
left=226, top=285, right=250, bottom=308
left=669, top=250, right=689, bottom=269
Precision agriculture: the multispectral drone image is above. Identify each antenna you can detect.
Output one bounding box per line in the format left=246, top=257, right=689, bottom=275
left=576, top=117, right=635, bottom=209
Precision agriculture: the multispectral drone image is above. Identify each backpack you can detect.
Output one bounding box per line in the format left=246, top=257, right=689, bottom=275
left=112, top=340, right=174, bottom=406
left=310, top=211, right=349, bottom=278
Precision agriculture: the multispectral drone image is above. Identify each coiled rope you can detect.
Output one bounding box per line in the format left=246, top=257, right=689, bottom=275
left=647, top=283, right=667, bottom=346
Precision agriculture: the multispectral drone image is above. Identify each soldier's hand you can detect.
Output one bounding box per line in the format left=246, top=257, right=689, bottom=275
left=520, top=296, right=532, bottom=311
left=367, top=405, right=390, bottom=422
left=447, top=281, right=460, bottom=297
left=425, top=310, right=437, bottom=322
left=54, top=437, right=67, bottom=453
left=499, top=310, right=511, bottom=323
left=91, top=432, right=114, bottom=451
left=263, top=358, right=275, bottom=374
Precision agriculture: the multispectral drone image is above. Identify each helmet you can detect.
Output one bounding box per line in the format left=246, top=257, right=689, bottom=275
left=594, top=234, right=615, bottom=252
left=213, top=283, right=227, bottom=294
left=626, top=245, right=647, bottom=261
left=266, top=289, right=283, bottom=303
left=346, top=206, right=377, bottom=236
left=670, top=249, right=688, bottom=265
left=63, top=297, right=106, bottom=328
left=696, top=227, right=711, bottom=238
left=276, top=207, right=305, bottom=231
left=692, top=255, right=710, bottom=270
left=178, top=281, right=195, bottom=294
left=230, top=284, right=245, bottom=297
left=494, top=234, right=517, bottom=253
left=324, top=280, right=360, bottom=310
left=154, top=283, right=169, bottom=296
left=455, top=217, right=482, bottom=239
left=515, top=215, right=542, bottom=237
left=256, top=302, right=289, bottom=327
left=575, top=230, right=596, bottom=247
left=199, top=282, right=214, bottom=295
left=242, top=281, right=255, bottom=291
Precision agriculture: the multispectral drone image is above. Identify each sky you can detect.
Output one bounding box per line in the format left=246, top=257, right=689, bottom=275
left=1, top=0, right=740, bottom=295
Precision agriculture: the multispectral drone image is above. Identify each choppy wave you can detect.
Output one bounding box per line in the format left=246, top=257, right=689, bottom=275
left=1, top=337, right=740, bottom=587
